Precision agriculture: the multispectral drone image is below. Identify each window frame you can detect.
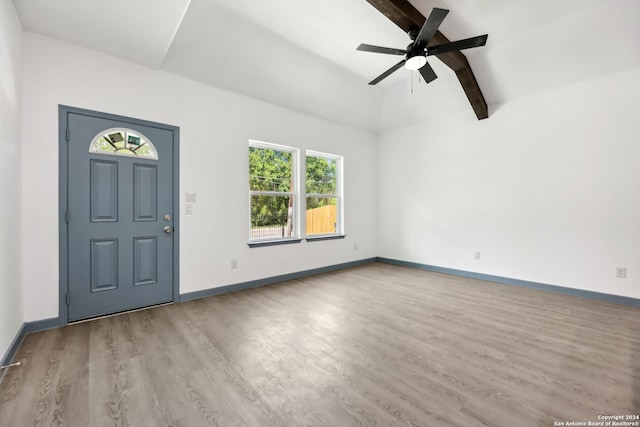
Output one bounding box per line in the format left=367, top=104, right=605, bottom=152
left=248, top=140, right=301, bottom=246
left=304, top=150, right=344, bottom=239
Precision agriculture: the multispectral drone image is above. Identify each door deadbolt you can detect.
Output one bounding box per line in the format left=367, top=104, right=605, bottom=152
left=164, top=214, right=172, bottom=221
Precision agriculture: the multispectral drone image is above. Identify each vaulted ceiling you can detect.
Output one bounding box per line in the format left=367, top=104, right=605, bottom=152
left=13, top=0, right=640, bottom=132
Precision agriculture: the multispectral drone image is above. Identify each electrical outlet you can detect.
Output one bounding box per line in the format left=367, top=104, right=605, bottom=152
left=616, top=267, right=626, bottom=278
left=474, top=251, right=481, bottom=260
left=231, top=259, right=238, bottom=269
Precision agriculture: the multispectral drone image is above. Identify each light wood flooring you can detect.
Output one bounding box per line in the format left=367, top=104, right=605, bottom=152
left=1, top=263, right=638, bottom=426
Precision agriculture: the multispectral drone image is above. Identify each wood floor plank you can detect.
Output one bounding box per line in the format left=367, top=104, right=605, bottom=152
left=260, top=278, right=542, bottom=425
left=187, top=300, right=330, bottom=427
left=233, top=284, right=464, bottom=425
left=47, top=322, right=91, bottom=426
left=153, top=303, right=263, bottom=427
left=197, top=296, right=398, bottom=426
left=1, top=262, right=639, bottom=426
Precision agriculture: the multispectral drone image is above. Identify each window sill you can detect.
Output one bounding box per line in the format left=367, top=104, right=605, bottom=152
left=305, top=234, right=347, bottom=242
left=248, top=238, right=303, bottom=248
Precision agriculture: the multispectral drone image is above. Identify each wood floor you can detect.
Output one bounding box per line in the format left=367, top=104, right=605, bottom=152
left=1, top=263, right=638, bottom=426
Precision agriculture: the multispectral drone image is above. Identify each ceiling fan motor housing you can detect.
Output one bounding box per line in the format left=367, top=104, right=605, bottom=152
left=405, top=42, right=427, bottom=70
left=406, top=42, right=426, bottom=60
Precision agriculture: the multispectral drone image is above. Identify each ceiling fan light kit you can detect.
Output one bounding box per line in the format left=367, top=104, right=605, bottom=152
left=357, top=7, right=487, bottom=86
left=405, top=53, right=426, bottom=70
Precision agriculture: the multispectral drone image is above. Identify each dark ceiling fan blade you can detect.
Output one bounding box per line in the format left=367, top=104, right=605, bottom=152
left=414, top=8, right=449, bottom=45
left=418, top=61, right=437, bottom=83
left=427, top=35, right=488, bottom=56
left=357, top=44, right=406, bottom=55
left=369, top=60, right=406, bottom=85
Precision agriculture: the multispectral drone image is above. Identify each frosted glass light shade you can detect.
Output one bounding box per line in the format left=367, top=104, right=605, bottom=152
left=405, top=55, right=427, bottom=70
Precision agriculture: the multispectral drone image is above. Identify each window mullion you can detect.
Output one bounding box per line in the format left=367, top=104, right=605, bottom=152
left=305, top=193, right=338, bottom=198
left=250, top=190, right=295, bottom=197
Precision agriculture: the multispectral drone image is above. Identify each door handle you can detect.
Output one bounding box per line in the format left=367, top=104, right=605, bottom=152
left=163, top=226, right=173, bottom=234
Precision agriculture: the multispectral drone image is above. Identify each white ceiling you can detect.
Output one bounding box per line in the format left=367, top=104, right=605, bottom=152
left=14, top=0, right=192, bottom=68
left=12, top=0, right=640, bottom=132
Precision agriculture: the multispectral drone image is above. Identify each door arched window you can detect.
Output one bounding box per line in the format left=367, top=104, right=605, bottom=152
left=89, top=128, right=158, bottom=160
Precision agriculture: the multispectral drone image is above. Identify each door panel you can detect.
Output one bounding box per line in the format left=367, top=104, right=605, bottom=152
left=133, top=164, right=158, bottom=221
left=90, top=239, right=119, bottom=292
left=90, top=160, right=118, bottom=222
left=133, top=236, right=158, bottom=286
left=67, top=112, right=175, bottom=321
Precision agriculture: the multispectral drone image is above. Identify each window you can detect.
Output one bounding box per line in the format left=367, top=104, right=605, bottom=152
left=305, top=151, right=342, bottom=237
left=249, top=141, right=298, bottom=243
left=90, top=128, right=158, bottom=160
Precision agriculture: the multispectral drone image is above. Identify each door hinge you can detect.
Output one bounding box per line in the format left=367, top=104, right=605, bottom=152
left=66, top=128, right=70, bottom=141
left=66, top=210, right=70, bottom=223
left=66, top=292, right=70, bottom=305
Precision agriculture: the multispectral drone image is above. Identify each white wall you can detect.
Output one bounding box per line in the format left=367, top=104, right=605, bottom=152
left=378, top=67, right=640, bottom=299
left=21, top=33, right=378, bottom=322
left=0, top=0, right=24, bottom=360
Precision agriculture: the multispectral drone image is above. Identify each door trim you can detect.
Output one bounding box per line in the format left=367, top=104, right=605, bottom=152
left=58, top=105, right=180, bottom=323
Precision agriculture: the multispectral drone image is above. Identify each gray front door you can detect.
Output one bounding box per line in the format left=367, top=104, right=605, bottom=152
left=65, top=109, right=177, bottom=321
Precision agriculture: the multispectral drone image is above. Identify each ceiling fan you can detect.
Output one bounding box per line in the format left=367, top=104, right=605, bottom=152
left=357, top=8, right=487, bottom=85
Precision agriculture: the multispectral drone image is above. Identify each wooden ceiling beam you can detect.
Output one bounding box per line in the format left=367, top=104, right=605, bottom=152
left=365, top=0, right=489, bottom=120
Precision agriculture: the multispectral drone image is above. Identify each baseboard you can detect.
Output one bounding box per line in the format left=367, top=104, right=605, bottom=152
left=1, top=323, right=25, bottom=368
left=377, top=258, right=640, bottom=307
left=180, top=257, right=378, bottom=302
left=1, top=317, right=61, bottom=367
